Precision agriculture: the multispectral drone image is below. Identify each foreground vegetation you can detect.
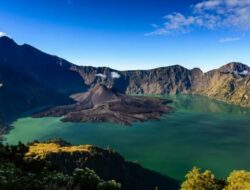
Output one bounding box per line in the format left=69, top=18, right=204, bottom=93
left=181, top=167, right=250, bottom=190
left=0, top=139, right=178, bottom=190
left=0, top=140, right=121, bottom=190
left=1, top=139, right=250, bottom=190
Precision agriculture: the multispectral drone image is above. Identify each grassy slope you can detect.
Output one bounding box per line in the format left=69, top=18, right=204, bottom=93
left=200, top=74, right=250, bottom=107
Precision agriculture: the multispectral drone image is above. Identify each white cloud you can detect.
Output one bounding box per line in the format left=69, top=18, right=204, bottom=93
left=219, top=37, right=240, bottom=43
left=194, top=0, right=250, bottom=29
left=146, top=13, right=197, bottom=36
left=194, top=0, right=222, bottom=13
left=0, top=32, right=10, bottom=38
left=95, top=73, right=107, bottom=79
left=111, top=72, right=121, bottom=79
left=0, top=83, right=3, bottom=88
left=233, top=70, right=250, bottom=76
left=147, top=0, right=250, bottom=36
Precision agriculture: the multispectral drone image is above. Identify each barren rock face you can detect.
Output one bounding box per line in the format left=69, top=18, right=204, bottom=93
left=34, top=84, right=172, bottom=125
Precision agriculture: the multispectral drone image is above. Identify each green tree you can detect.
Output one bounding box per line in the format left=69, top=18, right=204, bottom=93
left=223, top=170, right=250, bottom=190
left=180, top=167, right=221, bottom=190
left=97, top=180, right=121, bottom=190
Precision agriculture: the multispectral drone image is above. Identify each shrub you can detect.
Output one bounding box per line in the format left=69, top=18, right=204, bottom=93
left=97, top=180, right=122, bottom=190
left=73, top=168, right=101, bottom=190
left=223, top=170, right=250, bottom=190
left=180, top=167, right=221, bottom=190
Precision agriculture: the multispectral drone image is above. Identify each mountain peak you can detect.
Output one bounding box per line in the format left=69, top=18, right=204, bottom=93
left=219, top=62, right=249, bottom=73
left=90, top=84, right=120, bottom=105
left=92, top=83, right=109, bottom=92
left=0, top=36, right=37, bottom=50
left=0, top=35, right=16, bottom=46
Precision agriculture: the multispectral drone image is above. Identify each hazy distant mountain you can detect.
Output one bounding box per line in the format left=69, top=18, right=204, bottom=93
left=0, top=36, right=249, bottom=128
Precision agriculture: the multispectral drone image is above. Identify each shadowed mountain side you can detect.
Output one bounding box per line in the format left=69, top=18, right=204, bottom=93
left=0, top=36, right=86, bottom=94
left=0, top=36, right=87, bottom=128
left=34, top=84, right=172, bottom=125
left=0, top=63, right=72, bottom=129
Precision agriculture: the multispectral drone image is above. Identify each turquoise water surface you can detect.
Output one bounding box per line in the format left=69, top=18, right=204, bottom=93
left=4, top=95, right=250, bottom=180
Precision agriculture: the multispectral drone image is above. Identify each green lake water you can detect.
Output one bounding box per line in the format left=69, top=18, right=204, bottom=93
left=4, top=95, right=250, bottom=180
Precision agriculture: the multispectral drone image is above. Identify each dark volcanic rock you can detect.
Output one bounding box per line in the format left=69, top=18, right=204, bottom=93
left=34, top=84, right=172, bottom=125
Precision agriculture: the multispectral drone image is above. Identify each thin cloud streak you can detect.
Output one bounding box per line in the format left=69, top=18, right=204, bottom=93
left=219, top=37, right=241, bottom=43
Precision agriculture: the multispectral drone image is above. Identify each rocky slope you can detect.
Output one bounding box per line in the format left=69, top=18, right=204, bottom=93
left=199, top=63, right=250, bottom=107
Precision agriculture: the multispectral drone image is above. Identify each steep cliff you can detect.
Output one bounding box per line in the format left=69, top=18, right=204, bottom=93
left=74, top=62, right=250, bottom=107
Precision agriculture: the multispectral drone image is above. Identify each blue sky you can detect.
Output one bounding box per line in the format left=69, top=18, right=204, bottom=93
left=0, top=0, right=250, bottom=71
